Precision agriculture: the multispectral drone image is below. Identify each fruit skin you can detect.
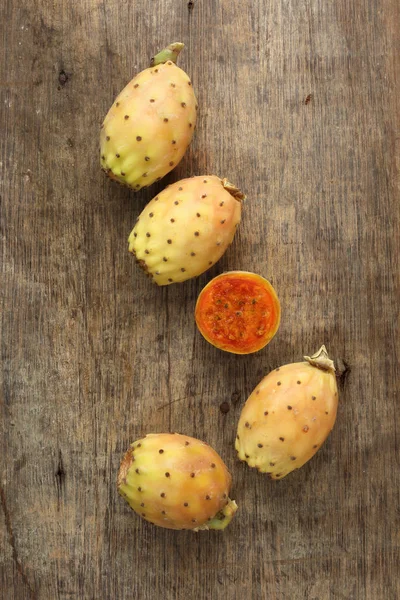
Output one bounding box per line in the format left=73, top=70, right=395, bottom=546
left=128, top=176, right=244, bottom=285
left=118, top=433, right=238, bottom=531
left=100, top=43, right=197, bottom=191
left=235, top=346, right=338, bottom=478
left=195, top=271, right=281, bottom=354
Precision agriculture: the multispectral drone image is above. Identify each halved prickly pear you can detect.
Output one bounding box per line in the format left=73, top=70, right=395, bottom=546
left=195, top=271, right=280, bottom=354
left=128, top=176, right=244, bottom=285
left=235, top=346, right=338, bottom=478
left=100, top=43, right=197, bottom=191
left=118, top=433, right=238, bottom=531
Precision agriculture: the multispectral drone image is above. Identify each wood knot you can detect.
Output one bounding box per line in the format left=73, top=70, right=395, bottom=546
left=58, top=70, right=69, bottom=87
left=219, top=402, right=230, bottom=415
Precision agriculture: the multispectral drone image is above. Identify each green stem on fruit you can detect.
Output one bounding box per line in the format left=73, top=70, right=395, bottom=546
left=304, top=345, right=336, bottom=373
left=222, top=178, right=246, bottom=202
left=194, top=499, right=238, bottom=531
left=150, top=42, right=184, bottom=66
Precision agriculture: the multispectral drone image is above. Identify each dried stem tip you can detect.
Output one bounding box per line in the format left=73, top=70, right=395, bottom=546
left=150, top=43, right=184, bottom=66
left=304, top=345, right=336, bottom=373
left=222, top=178, right=246, bottom=202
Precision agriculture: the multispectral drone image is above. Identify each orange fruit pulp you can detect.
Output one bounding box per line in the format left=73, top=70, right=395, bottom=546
left=195, top=271, right=281, bottom=354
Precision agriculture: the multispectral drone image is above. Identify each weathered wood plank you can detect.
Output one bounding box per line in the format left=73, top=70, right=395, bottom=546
left=1, top=0, right=399, bottom=598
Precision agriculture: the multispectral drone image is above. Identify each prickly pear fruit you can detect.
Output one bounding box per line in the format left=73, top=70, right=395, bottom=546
left=195, top=271, right=281, bottom=354
left=118, top=433, right=238, bottom=530
left=100, top=42, right=197, bottom=191
left=236, top=346, right=338, bottom=479
left=128, top=176, right=244, bottom=285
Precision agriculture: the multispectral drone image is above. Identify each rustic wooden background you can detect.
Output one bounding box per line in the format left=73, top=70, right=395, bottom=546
left=1, top=0, right=399, bottom=598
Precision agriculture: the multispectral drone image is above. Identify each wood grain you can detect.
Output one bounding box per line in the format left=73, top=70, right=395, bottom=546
left=1, top=0, right=399, bottom=598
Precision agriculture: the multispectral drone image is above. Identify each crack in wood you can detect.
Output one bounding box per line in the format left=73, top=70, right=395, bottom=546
left=165, top=288, right=173, bottom=431
left=55, top=449, right=66, bottom=511
left=0, top=484, right=36, bottom=598
left=157, top=396, right=188, bottom=412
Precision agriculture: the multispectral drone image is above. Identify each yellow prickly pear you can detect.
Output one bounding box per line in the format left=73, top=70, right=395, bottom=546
left=118, top=433, right=238, bottom=530
left=100, top=43, right=197, bottom=191
left=235, top=346, right=339, bottom=479
left=128, top=175, right=244, bottom=285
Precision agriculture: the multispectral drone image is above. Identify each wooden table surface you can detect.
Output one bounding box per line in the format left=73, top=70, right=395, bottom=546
left=1, top=0, right=399, bottom=598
